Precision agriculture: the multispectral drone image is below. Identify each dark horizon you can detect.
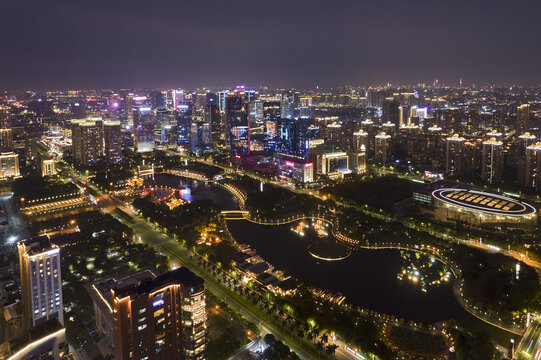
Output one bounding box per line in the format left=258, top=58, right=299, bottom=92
left=1, top=0, right=541, bottom=91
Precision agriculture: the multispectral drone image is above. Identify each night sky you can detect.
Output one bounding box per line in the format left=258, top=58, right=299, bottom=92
left=1, top=0, right=540, bottom=90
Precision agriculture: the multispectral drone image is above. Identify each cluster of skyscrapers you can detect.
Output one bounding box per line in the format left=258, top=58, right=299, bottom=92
left=1, top=85, right=540, bottom=191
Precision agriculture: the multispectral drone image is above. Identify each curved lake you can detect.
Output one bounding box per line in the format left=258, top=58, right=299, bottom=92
left=152, top=173, right=518, bottom=346
left=227, top=219, right=466, bottom=324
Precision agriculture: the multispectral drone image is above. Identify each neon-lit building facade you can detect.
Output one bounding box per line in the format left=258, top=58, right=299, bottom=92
left=133, top=107, right=155, bottom=153
left=226, top=95, right=250, bottom=158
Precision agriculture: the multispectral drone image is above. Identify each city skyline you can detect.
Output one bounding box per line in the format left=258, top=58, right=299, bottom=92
left=1, top=0, right=541, bottom=90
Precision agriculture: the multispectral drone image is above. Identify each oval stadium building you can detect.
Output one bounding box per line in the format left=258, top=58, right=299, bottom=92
left=431, top=188, right=537, bottom=229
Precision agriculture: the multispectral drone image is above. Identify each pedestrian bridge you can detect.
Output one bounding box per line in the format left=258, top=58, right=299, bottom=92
left=221, top=210, right=249, bottom=220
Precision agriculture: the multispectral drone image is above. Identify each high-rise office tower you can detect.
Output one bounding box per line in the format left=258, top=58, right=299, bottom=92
left=516, top=103, right=530, bottom=136
left=482, top=138, right=503, bottom=184
left=382, top=98, right=400, bottom=128
left=276, top=118, right=315, bottom=158
left=445, top=134, right=465, bottom=177
left=176, top=104, right=192, bottom=147
left=17, top=237, right=63, bottom=329
left=205, top=104, right=223, bottom=144
left=280, top=91, right=295, bottom=119
left=133, top=107, right=155, bottom=153
left=71, top=119, right=102, bottom=166
left=374, top=132, right=392, bottom=164
left=0, top=128, right=13, bottom=151
left=104, top=121, right=122, bottom=164
left=191, top=121, right=211, bottom=152
left=112, top=268, right=207, bottom=360
left=172, top=90, right=185, bottom=109
left=217, top=91, right=228, bottom=113
left=263, top=101, right=281, bottom=150
left=155, top=109, right=175, bottom=146
left=226, top=95, right=250, bottom=157
left=524, top=142, right=541, bottom=191
left=398, top=105, right=410, bottom=127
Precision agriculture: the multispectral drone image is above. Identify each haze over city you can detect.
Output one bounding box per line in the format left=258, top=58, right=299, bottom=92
left=1, top=0, right=541, bottom=90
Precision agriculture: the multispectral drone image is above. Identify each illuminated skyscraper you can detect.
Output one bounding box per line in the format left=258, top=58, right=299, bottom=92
left=17, top=237, right=63, bottom=329
left=226, top=95, right=250, bottom=157
left=191, top=120, right=211, bottom=152
left=352, top=130, right=369, bottom=152
left=263, top=101, right=281, bottom=150
left=482, top=138, right=503, bottom=184
left=374, top=132, right=392, bottom=164
left=205, top=103, right=223, bottom=144
left=104, top=121, right=122, bottom=164
left=176, top=104, right=192, bottom=147
left=112, top=268, right=207, bottom=360
left=71, top=119, right=102, bottom=165
left=516, top=103, right=530, bottom=135
left=133, top=107, right=155, bottom=153
left=382, top=98, right=400, bottom=128
left=524, top=142, right=541, bottom=192
left=276, top=118, right=315, bottom=158
left=445, top=134, right=465, bottom=177
left=217, top=91, right=228, bottom=113
left=280, top=91, right=295, bottom=119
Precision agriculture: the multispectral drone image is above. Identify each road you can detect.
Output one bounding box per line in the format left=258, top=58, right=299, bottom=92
left=69, top=174, right=349, bottom=360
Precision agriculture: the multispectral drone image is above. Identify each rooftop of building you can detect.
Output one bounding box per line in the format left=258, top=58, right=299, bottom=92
left=432, top=188, right=537, bottom=216
left=85, top=269, right=157, bottom=314
left=113, top=267, right=204, bottom=299
left=19, top=236, right=57, bottom=256
left=2, top=319, right=64, bottom=357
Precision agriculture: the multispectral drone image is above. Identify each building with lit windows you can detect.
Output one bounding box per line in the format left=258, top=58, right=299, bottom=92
left=71, top=119, right=102, bottom=165
left=226, top=95, right=250, bottom=158
left=481, top=138, right=503, bottom=184
left=17, top=236, right=63, bottom=329
left=318, top=152, right=350, bottom=178
left=0, top=152, right=20, bottom=179
left=516, top=103, right=530, bottom=136
left=176, top=104, right=192, bottom=147
left=374, top=132, right=392, bottom=164
left=133, top=107, right=155, bottom=153
left=0, top=128, right=13, bottom=151
left=104, top=121, right=122, bottom=164
left=445, top=134, right=465, bottom=177
left=111, top=268, right=206, bottom=360
left=524, top=142, right=541, bottom=192
left=41, top=159, right=56, bottom=177
left=275, top=153, right=314, bottom=183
